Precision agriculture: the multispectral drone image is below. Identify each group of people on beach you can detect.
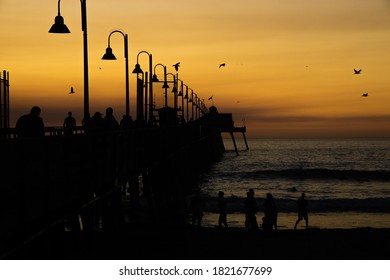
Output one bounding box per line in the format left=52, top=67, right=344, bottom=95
left=190, top=189, right=309, bottom=231
left=243, top=189, right=309, bottom=231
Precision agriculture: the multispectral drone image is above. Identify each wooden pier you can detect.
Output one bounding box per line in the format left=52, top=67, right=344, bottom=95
left=0, top=113, right=232, bottom=259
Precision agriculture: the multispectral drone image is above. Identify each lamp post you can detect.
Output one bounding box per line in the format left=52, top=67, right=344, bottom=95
left=167, top=73, right=178, bottom=110
left=102, top=30, right=130, bottom=117
left=194, top=93, right=198, bottom=120
left=152, top=64, right=169, bottom=107
left=189, top=89, right=195, bottom=121
left=49, top=0, right=90, bottom=121
left=177, top=79, right=185, bottom=122
left=132, top=51, right=153, bottom=122
left=184, top=86, right=189, bottom=122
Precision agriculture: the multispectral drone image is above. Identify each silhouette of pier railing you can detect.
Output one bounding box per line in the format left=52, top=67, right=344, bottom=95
left=0, top=120, right=225, bottom=258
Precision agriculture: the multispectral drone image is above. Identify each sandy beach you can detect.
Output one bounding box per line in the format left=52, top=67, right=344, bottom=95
left=48, top=225, right=389, bottom=260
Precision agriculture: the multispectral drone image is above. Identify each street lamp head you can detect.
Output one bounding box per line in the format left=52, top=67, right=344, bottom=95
left=162, top=82, right=170, bottom=89
left=49, top=15, right=70, bottom=33
left=172, top=86, right=178, bottom=93
left=132, top=63, right=143, bottom=74
left=102, top=47, right=116, bottom=60
left=152, top=74, right=159, bottom=82
left=178, top=90, right=183, bottom=97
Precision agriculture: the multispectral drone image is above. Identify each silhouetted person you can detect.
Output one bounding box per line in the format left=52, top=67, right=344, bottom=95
left=263, top=193, right=278, bottom=231
left=63, top=111, right=77, bottom=135
left=217, top=191, right=228, bottom=229
left=104, top=107, right=120, bottom=131
left=244, top=189, right=258, bottom=231
left=294, top=192, right=309, bottom=230
left=120, top=115, right=134, bottom=130
left=90, top=112, right=104, bottom=132
left=190, top=189, right=205, bottom=227
left=15, top=106, right=45, bottom=138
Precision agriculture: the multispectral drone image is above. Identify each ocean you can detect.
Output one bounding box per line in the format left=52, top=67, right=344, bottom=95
left=197, top=138, right=390, bottom=229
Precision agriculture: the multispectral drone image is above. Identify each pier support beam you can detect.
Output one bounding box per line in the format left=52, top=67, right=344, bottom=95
left=230, top=132, right=239, bottom=156
left=242, top=131, right=249, bottom=150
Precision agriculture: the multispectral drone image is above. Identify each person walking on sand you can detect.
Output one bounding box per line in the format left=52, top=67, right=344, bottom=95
left=217, top=191, right=228, bottom=229
left=244, top=189, right=258, bottom=231
left=263, top=193, right=278, bottom=231
left=294, top=192, right=309, bottom=230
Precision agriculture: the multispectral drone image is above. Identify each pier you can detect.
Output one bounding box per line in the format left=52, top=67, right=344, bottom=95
left=0, top=110, right=249, bottom=259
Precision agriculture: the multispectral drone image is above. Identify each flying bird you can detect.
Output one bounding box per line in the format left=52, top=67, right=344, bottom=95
left=219, top=63, right=226, bottom=68
left=173, top=62, right=180, bottom=71
left=69, top=87, right=75, bottom=94
left=362, top=93, right=368, bottom=97
left=208, top=96, right=213, bottom=100
left=354, top=69, right=362, bottom=74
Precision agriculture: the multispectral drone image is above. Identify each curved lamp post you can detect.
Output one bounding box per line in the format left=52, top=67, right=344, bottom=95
left=153, top=64, right=169, bottom=107
left=102, top=30, right=130, bottom=117
left=49, top=0, right=90, bottom=120
left=132, top=51, right=153, bottom=122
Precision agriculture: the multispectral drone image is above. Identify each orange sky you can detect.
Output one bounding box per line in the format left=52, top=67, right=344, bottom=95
left=1, top=0, right=390, bottom=138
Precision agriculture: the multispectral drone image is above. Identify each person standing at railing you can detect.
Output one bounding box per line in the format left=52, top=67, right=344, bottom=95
left=15, top=106, right=45, bottom=138
left=103, top=107, right=120, bottom=131
left=63, top=112, right=77, bottom=135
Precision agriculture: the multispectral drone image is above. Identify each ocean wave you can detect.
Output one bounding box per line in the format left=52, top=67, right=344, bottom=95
left=239, top=168, right=390, bottom=182
left=201, top=197, right=390, bottom=213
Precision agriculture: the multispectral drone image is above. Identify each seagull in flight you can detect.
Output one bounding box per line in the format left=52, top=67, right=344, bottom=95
left=354, top=69, right=362, bottom=74
left=219, top=63, right=226, bottom=68
left=173, top=62, right=180, bottom=71
left=362, top=93, right=368, bottom=97
left=69, top=87, right=75, bottom=94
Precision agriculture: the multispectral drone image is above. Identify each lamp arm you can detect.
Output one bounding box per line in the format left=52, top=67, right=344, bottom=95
left=153, top=63, right=165, bottom=75
left=107, top=30, right=127, bottom=57
left=136, top=51, right=150, bottom=64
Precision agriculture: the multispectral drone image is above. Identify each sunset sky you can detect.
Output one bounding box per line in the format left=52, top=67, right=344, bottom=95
left=1, top=0, right=390, bottom=138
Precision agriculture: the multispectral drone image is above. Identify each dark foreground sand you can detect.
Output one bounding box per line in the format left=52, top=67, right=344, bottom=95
left=58, top=225, right=389, bottom=260
left=6, top=223, right=389, bottom=259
